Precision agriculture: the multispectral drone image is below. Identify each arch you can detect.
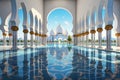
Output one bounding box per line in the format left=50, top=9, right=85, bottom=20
left=18, top=8, right=24, bottom=40
left=90, top=7, right=97, bottom=28
left=39, top=19, right=42, bottom=33
left=97, top=2, right=105, bottom=28
left=47, top=7, right=73, bottom=21
left=113, top=13, right=118, bottom=33
left=4, top=13, right=11, bottom=32
left=10, top=0, right=17, bottom=26
left=47, top=8, right=73, bottom=36
left=29, top=10, right=34, bottom=31
left=21, top=2, right=27, bottom=29
left=35, top=15, right=38, bottom=32
left=85, top=11, right=91, bottom=31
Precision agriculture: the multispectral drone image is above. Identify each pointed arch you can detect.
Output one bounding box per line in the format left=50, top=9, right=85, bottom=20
left=21, top=2, right=27, bottom=29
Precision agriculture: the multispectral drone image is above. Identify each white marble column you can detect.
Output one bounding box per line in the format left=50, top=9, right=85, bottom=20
left=11, top=26, right=18, bottom=50
left=37, top=35, right=39, bottom=46
left=91, top=34, right=94, bottom=48
left=115, top=33, right=120, bottom=47
left=30, top=31, right=34, bottom=47
left=98, top=32, right=102, bottom=48
left=3, top=33, right=6, bottom=46
left=12, top=31, right=18, bottom=50
left=78, top=36, right=80, bottom=46
left=82, top=35, right=84, bottom=46
left=39, top=36, right=41, bottom=45
left=116, top=37, right=120, bottom=47
left=80, top=35, right=82, bottom=46
left=24, top=33, right=28, bottom=48
left=35, top=35, right=38, bottom=46
left=23, top=29, right=28, bottom=48
left=42, top=37, right=46, bottom=45
left=83, top=35, right=85, bottom=46
left=105, top=25, right=113, bottom=50
left=86, top=35, right=89, bottom=47
left=9, top=34, right=12, bottom=46
left=97, top=28, right=103, bottom=48
left=90, top=30, right=96, bottom=48
left=74, top=36, right=77, bottom=45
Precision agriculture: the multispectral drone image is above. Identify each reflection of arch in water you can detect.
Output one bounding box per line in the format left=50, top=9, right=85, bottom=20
left=47, top=46, right=73, bottom=79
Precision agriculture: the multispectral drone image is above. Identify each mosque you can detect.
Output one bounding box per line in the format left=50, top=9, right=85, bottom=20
left=48, top=24, right=68, bottom=42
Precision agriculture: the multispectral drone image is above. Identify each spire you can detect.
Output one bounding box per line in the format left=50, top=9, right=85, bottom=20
left=56, top=24, right=63, bottom=34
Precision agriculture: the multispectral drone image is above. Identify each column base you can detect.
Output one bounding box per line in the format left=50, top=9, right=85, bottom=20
left=105, top=48, right=113, bottom=51
left=23, top=46, right=28, bottom=48
left=11, top=47, right=19, bottom=50
left=97, top=46, right=103, bottom=49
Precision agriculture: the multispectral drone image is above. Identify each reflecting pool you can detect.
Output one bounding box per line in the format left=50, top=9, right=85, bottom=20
left=0, top=44, right=120, bottom=80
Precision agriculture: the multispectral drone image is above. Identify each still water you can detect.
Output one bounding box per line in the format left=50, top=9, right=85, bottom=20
left=0, top=44, right=120, bottom=80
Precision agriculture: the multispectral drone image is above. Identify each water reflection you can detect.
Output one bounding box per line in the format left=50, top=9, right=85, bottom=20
left=47, top=46, right=73, bottom=79
left=0, top=45, right=120, bottom=80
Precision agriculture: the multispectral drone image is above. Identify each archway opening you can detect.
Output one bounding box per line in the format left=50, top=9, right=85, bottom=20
left=47, top=8, right=73, bottom=44
left=18, top=8, right=24, bottom=45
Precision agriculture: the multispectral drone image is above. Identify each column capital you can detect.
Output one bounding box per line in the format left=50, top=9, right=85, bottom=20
left=97, top=28, right=103, bottom=33
left=85, top=32, right=89, bottom=35
left=41, top=34, right=47, bottom=37
left=30, top=31, right=34, bottom=35
left=9, top=33, right=12, bottom=36
left=90, top=30, right=96, bottom=34
left=23, top=29, right=29, bottom=33
left=115, top=33, right=120, bottom=37
left=39, top=34, right=41, bottom=37
left=3, top=33, right=7, bottom=36
left=35, top=32, right=38, bottom=36
left=11, top=26, right=19, bottom=31
left=105, top=25, right=113, bottom=30
left=73, top=34, right=79, bottom=37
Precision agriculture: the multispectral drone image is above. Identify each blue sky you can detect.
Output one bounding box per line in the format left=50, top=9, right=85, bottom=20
left=47, top=8, right=73, bottom=36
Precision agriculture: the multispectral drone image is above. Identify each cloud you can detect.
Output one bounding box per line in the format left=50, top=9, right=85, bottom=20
left=64, top=21, right=70, bottom=26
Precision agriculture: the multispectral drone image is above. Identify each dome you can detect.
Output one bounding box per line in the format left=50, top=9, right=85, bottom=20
left=50, top=29, right=55, bottom=35
left=56, top=24, right=63, bottom=34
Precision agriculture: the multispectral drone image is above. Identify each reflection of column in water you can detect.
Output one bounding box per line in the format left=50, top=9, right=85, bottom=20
left=34, top=48, right=39, bottom=79
left=96, top=50, right=103, bottom=80
left=90, top=49, right=96, bottom=80
left=104, top=52, right=112, bottom=79
left=0, top=51, right=8, bottom=79
left=9, top=50, right=18, bottom=78
left=23, top=49, right=28, bottom=80
left=42, top=48, right=51, bottom=80
left=84, top=49, right=89, bottom=79
left=68, top=48, right=81, bottom=80
left=30, top=48, right=34, bottom=80
left=38, top=48, right=44, bottom=80
left=114, top=54, right=120, bottom=79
